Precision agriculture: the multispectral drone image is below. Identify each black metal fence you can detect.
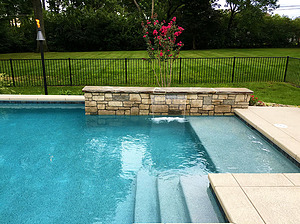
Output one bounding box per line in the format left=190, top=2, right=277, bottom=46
left=0, top=56, right=299, bottom=87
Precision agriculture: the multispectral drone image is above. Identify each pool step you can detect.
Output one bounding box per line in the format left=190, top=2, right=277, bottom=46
left=180, top=175, right=225, bottom=223
left=133, top=170, right=160, bottom=223
left=157, top=177, right=191, bottom=223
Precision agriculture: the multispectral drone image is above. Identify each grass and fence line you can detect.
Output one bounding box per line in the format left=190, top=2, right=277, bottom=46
left=0, top=56, right=299, bottom=87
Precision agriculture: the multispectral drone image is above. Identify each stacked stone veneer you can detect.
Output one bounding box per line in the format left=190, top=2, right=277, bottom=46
left=83, top=86, right=253, bottom=116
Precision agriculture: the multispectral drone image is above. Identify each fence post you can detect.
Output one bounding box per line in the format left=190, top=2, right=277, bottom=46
left=179, top=57, right=182, bottom=84
left=125, top=58, right=128, bottom=84
left=284, top=56, right=289, bottom=82
left=68, top=58, right=73, bottom=86
left=9, top=59, right=16, bottom=87
left=231, top=56, right=236, bottom=83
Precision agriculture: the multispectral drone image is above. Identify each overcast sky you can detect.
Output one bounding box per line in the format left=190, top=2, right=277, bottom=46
left=217, top=0, right=300, bottom=19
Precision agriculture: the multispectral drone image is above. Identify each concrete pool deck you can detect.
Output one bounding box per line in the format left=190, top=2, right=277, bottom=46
left=209, top=173, right=300, bottom=224
left=235, top=106, right=300, bottom=163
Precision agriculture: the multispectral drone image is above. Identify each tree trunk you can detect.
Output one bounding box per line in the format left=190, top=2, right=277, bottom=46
left=151, top=0, right=154, bottom=18
left=32, top=0, right=48, bottom=52
left=192, top=35, right=196, bottom=50
left=42, top=0, right=46, bottom=9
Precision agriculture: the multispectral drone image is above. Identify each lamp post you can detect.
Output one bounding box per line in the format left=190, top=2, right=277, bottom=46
left=36, top=19, right=48, bottom=95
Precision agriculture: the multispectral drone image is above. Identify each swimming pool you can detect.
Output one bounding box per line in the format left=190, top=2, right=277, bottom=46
left=0, top=104, right=299, bottom=223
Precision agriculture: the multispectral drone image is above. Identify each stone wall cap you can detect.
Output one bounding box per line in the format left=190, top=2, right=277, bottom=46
left=82, top=86, right=253, bottom=94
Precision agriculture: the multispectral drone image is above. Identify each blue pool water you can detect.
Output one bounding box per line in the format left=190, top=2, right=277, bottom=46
left=0, top=104, right=299, bottom=223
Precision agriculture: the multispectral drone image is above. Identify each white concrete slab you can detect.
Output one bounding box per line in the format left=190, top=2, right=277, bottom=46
left=210, top=173, right=300, bottom=224
left=235, top=107, right=300, bottom=163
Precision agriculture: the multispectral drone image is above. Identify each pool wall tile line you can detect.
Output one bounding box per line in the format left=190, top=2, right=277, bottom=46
left=235, top=107, right=300, bottom=164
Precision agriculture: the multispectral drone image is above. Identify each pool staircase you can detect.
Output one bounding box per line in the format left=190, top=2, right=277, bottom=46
left=133, top=170, right=224, bottom=223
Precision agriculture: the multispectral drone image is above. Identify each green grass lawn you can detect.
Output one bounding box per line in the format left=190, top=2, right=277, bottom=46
left=0, top=48, right=299, bottom=59
left=1, top=82, right=299, bottom=106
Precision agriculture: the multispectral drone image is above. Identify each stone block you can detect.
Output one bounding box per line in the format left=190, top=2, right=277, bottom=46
left=139, top=104, right=149, bottom=110
left=213, top=95, right=218, bottom=99
left=98, top=110, right=115, bottom=115
left=166, top=99, right=172, bottom=104
left=106, top=106, right=119, bottom=110
left=203, top=105, right=214, bottom=110
left=130, top=94, right=141, bottom=102
left=108, top=101, right=123, bottom=107
left=140, top=94, right=150, bottom=99
left=168, top=109, right=183, bottom=115
left=190, top=100, right=203, bottom=107
left=85, top=106, right=97, bottom=114
left=223, top=99, right=235, bottom=105
left=172, top=99, right=187, bottom=105
left=212, top=100, right=223, bottom=105
left=142, top=99, right=152, bottom=104
left=123, top=101, right=134, bottom=107
left=179, top=105, right=187, bottom=110
left=153, top=96, right=165, bottom=102
left=236, top=94, right=245, bottom=102
left=86, top=101, right=96, bottom=107
left=97, top=104, right=105, bottom=110
left=113, top=94, right=129, bottom=101
left=190, top=108, right=198, bottom=113
left=169, top=105, right=179, bottom=110
left=93, top=95, right=105, bottom=101
left=209, top=111, right=214, bottom=116
left=151, top=105, right=168, bottom=113
left=116, top=110, right=125, bottom=115
left=130, top=107, right=139, bottom=115
left=215, top=105, right=231, bottom=113
left=125, top=110, right=131, bottom=115
left=139, top=110, right=149, bottom=115
left=85, top=93, right=92, bottom=98
left=218, top=95, right=228, bottom=100
left=187, top=94, right=197, bottom=100
left=190, top=113, right=202, bottom=116
left=203, top=96, right=212, bottom=105
left=105, top=93, right=112, bottom=99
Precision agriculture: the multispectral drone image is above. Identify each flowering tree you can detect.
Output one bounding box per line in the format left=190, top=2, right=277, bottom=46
left=141, top=15, right=184, bottom=87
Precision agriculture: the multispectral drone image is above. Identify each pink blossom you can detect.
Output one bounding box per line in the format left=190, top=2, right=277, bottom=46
left=169, top=54, right=172, bottom=57
left=177, top=41, right=183, bottom=47
left=143, top=35, right=146, bottom=38
left=160, top=51, right=163, bottom=56
left=154, top=22, right=156, bottom=25
left=178, top=26, right=184, bottom=31
left=146, top=32, right=148, bottom=34
left=151, top=48, right=154, bottom=50
left=172, top=17, right=176, bottom=22
left=153, top=30, right=158, bottom=35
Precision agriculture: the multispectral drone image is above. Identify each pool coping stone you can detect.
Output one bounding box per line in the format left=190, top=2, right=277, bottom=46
left=0, top=94, right=84, bottom=103
left=82, top=86, right=253, bottom=94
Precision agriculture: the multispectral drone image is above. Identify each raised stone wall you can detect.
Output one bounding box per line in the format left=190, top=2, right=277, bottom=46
left=83, top=86, right=253, bottom=116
